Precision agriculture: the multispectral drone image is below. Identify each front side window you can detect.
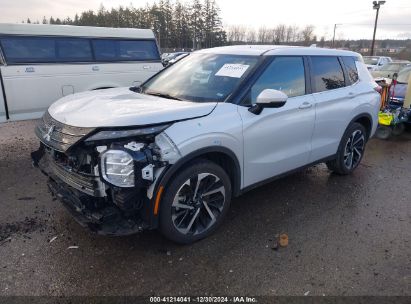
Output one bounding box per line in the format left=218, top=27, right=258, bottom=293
left=341, top=56, right=359, bottom=84
left=311, top=56, right=345, bottom=92
left=92, top=39, right=159, bottom=61
left=142, top=53, right=259, bottom=103
left=0, top=37, right=56, bottom=63
left=247, top=56, right=306, bottom=105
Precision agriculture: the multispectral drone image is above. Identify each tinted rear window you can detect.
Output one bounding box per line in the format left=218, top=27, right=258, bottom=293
left=341, top=57, right=359, bottom=84
left=1, top=37, right=56, bottom=63
left=92, top=39, right=159, bottom=61
left=311, top=56, right=345, bottom=92
left=56, top=39, right=93, bottom=61
left=0, top=36, right=159, bottom=64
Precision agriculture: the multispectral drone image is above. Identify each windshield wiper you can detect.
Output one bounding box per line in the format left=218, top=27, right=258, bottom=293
left=144, top=91, right=183, bottom=101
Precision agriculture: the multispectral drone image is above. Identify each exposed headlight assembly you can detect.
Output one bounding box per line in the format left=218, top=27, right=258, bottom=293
left=85, top=124, right=171, bottom=142
left=100, top=150, right=135, bottom=187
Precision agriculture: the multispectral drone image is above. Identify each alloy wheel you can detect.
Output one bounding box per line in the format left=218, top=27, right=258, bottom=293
left=171, top=173, right=226, bottom=235
left=343, top=129, right=365, bottom=170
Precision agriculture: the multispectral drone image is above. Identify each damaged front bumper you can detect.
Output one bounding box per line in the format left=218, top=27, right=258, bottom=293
left=32, top=145, right=151, bottom=236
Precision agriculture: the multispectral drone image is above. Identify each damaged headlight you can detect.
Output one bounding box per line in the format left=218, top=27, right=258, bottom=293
left=155, top=132, right=181, bottom=164
left=85, top=124, right=171, bottom=142
left=100, top=150, right=135, bottom=187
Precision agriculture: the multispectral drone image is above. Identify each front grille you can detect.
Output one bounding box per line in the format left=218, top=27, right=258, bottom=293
left=35, top=111, right=94, bottom=152
left=39, top=151, right=106, bottom=197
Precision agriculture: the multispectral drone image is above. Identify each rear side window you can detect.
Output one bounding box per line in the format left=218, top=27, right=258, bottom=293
left=311, top=56, right=345, bottom=92
left=248, top=56, right=306, bottom=104
left=341, top=57, right=359, bottom=84
left=1, top=37, right=56, bottom=63
left=56, top=39, right=93, bottom=62
left=92, top=39, right=159, bottom=61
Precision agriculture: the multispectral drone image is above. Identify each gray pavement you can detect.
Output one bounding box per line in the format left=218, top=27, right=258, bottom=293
left=0, top=120, right=410, bottom=296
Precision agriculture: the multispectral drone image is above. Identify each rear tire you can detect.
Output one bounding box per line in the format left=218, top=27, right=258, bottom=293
left=375, top=125, right=392, bottom=139
left=326, top=122, right=367, bottom=175
left=392, top=123, right=405, bottom=136
left=159, top=160, right=232, bottom=244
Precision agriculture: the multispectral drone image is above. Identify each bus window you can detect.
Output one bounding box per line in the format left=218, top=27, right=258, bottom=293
left=56, top=39, right=93, bottom=62
left=0, top=37, right=56, bottom=63
left=92, top=39, right=159, bottom=61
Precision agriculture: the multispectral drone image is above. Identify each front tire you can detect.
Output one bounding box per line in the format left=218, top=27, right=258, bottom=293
left=326, top=122, right=367, bottom=175
left=159, top=160, right=232, bottom=244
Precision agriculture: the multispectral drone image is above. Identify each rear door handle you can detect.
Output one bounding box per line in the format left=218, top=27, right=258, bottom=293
left=299, top=102, right=312, bottom=109
left=347, top=92, right=355, bottom=98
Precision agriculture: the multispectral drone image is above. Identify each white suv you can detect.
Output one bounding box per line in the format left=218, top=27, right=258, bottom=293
left=32, top=45, right=380, bottom=244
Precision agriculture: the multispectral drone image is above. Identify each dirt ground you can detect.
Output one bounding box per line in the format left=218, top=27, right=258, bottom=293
left=0, top=120, right=410, bottom=296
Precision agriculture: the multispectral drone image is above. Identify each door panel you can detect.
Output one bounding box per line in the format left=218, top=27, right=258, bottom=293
left=308, top=56, right=357, bottom=162
left=238, top=56, right=315, bottom=187
left=309, top=88, right=354, bottom=161
left=239, top=94, right=315, bottom=187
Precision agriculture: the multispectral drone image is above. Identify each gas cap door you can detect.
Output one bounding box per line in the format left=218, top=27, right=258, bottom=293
left=62, top=85, right=74, bottom=96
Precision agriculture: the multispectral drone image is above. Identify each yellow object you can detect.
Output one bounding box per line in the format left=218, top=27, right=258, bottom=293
left=378, top=112, right=394, bottom=126
left=279, top=234, right=289, bottom=247
left=404, top=72, right=411, bottom=109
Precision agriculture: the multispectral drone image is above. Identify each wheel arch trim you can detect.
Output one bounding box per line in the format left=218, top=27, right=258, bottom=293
left=150, top=146, right=242, bottom=223
left=349, top=112, right=374, bottom=139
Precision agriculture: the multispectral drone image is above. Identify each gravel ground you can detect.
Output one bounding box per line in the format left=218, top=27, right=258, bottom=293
left=0, top=120, right=410, bottom=296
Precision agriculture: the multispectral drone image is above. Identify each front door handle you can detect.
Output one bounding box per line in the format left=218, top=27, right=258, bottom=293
left=299, top=102, right=312, bottom=109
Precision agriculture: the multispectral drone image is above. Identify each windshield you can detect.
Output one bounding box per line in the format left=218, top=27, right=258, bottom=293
left=397, top=68, right=411, bottom=83
left=142, top=53, right=259, bottom=102
left=363, top=56, right=379, bottom=65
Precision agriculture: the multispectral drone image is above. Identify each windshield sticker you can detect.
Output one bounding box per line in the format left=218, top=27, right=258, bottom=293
left=215, top=64, right=250, bottom=78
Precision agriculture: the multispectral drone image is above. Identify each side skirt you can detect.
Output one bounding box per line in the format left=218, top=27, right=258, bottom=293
left=237, top=155, right=336, bottom=196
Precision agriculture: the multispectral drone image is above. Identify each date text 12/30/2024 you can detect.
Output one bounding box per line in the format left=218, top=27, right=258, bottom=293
left=149, top=296, right=258, bottom=303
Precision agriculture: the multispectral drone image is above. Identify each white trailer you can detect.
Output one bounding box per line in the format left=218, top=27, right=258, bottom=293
left=0, top=23, right=163, bottom=122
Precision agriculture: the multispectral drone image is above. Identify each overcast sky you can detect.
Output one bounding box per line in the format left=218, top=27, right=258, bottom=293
left=1, top=0, right=410, bottom=40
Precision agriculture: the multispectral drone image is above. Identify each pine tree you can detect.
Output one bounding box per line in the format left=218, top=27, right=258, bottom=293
left=34, top=0, right=227, bottom=50
left=190, top=0, right=203, bottom=49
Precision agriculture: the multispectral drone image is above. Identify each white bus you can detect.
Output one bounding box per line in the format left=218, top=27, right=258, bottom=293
left=0, top=23, right=163, bottom=122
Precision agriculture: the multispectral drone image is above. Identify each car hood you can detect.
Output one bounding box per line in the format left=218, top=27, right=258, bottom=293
left=48, top=87, right=217, bottom=127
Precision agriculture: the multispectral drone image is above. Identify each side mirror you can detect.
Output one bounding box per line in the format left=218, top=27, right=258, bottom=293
left=249, top=89, right=288, bottom=115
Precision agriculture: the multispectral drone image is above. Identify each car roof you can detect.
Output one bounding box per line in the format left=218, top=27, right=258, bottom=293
left=0, top=23, right=155, bottom=39
left=196, top=45, right=360, bottom=57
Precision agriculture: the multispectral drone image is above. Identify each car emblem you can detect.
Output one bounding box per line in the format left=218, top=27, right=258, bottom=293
left=43, top=125, right=55, bottom=141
